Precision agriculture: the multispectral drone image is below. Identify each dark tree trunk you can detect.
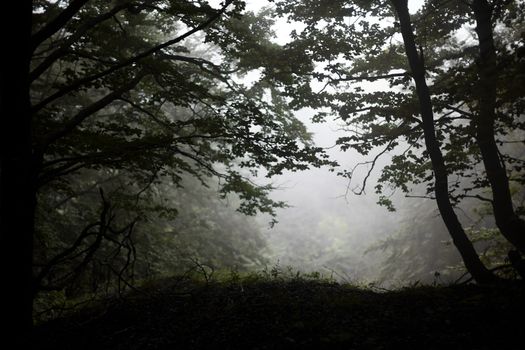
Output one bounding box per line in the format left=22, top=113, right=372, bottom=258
left=391, top=0, right=496, bottom=284
left=0, top=0, right=36, bottom=344
left=471, top=0, right=525, bottom=253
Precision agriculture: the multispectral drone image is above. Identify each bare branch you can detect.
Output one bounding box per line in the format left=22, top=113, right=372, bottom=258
left=346, top=140, right=395, bottom=196
left=405, top=194, right=436, bottom=200
left=462, top=194, right=494, bottom=203
left=445, top=104, right=475, bottom=118
left=33, top=222, right=100, bottom=294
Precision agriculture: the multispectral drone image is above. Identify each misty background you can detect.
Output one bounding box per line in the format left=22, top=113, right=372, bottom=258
left=256, top=106, right=466, bottom=286
left=217, top=0, right=466, bottom=286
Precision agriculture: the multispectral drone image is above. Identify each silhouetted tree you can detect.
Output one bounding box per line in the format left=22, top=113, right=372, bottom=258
left=1, top=0, right=330, bottom=341
left=268, top=0, right=524, bottom=283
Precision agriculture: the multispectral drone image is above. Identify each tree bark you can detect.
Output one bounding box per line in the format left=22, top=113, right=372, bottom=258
left=390, top=0, right=496, bottom=284
left=0, top=0, right=36, bottom=344
left=471, top=0, right=525, bottom=253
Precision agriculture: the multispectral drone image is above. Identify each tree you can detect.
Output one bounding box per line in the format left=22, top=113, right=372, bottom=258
left=390, top=0, right=495, bottom=283
left=1, top=0, right=330, bottom=340
left=1, top=0, right=35, bottom=341
left=471, top=0, right=525, bottom=252
left=269, top=0, right=524, bottom=282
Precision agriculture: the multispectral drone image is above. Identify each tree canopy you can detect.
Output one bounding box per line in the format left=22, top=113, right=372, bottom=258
left=29, top=0, right=335, bottom=290
left=266, top=0, right=524, bottom=282
left=268, top=0, right=524, bottom=208
left=2, top=0, right=334, bottom=340
left=31, top=0, right=329, bottom=213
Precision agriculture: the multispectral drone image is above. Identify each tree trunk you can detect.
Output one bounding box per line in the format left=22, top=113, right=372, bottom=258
left=471, top=0, right=525, bottom=253
left=0, top=0, right=36, bottom=344
left=390, top=0, right=496, bottom=284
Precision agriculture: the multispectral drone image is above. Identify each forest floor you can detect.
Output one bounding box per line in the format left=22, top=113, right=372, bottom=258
left=33, top=275, right=525, bottom=349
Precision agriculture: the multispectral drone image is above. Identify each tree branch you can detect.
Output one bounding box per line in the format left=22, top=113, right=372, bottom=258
left=33, top=220, right=101, bottom=295
left=41, top=71, right=147, bottom=147
left=462, top=194, right=494, bottom=203
left=158, top=53, right=240, bottom=77
left=405, top=194, right=436, bottom=200
left=30, top=2, right=133, bottom=82
left=345, top=140, right=395, bottom=196
left=31, top=0, right=90, bottom=52
left=445, top=104, right=475, bottom=118
left=32, top=0, right=233, bottom=113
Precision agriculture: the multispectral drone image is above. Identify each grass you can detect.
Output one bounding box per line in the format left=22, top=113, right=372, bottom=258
left=32, top=269, right=525, bottom=349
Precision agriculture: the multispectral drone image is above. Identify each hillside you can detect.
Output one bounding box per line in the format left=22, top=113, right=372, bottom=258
left=33, top=276, right=525, bottom=349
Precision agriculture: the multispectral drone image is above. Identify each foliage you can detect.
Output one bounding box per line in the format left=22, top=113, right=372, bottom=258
left=32, top=0, right=329, bottom=206
left=30, top=0, right=333, bottom=305
left=268, top=0, right=525, bottom=210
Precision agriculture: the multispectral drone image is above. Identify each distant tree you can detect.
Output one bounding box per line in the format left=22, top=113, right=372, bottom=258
left=1, top=0, right=330, bottom=340
left=366, top=194, right=518, bottom=285
left=268, top=0, right=524, bottom=283
left=365, top=197, right=464, bottom=284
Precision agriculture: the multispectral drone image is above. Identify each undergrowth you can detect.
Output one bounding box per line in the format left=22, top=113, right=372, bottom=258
left=32, top=264, right=525, bottom=349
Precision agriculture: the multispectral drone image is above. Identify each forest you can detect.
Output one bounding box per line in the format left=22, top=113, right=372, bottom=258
left=0, top=0, right=524, bottom=348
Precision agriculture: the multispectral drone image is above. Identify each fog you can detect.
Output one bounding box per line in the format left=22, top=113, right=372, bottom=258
left=199, top=0, right=493, bottom=286
left=225, top=0, right=466, bottom=286
left=252, top=104, right=460, bottom=285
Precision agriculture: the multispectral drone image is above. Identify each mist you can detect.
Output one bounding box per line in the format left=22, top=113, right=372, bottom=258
left=253, top=106, right=463, bottom=286
left=242, top=0, right=462, bottom=285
